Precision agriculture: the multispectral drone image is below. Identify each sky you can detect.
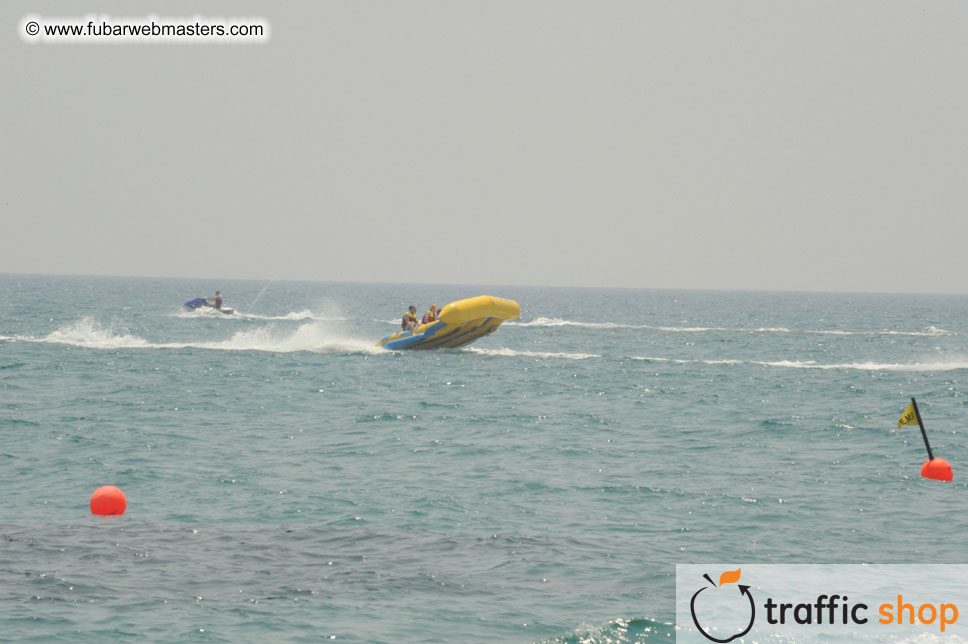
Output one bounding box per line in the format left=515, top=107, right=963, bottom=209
left=2, top=1, right=966, bottom=292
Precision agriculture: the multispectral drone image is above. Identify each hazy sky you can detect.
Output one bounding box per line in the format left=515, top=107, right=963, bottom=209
left=3, top=1, right=966, bottom=292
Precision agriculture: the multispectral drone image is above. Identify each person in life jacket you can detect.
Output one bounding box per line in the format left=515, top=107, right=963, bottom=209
left=421, top=304, right=438, bottom=325
left=402, top=305, right=419, bottom=331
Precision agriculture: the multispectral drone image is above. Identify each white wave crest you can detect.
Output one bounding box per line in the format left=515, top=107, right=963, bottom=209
left=878, top=326, right=950, bottom=336
left=44, top=317, right=151, bottom=349
left=176, top=308, right=348, bottom=322
left=631, top=354, right=968, bottom=372
left=464, top=347, right=600, bottom=360
left=509, top=317, right=953, bottom=336
left=195, top=323, right=382, bottom=354
left=753, top=359, right=968, bottom=372
left=175, top=307, right=229, bottom=319
left=631, top=356, right=742, bottom=365
left=26, top=318, right=383, bottom=355
left=237, top=311, right=350, bottom=322
left=507, top=317, right=644, bottom=330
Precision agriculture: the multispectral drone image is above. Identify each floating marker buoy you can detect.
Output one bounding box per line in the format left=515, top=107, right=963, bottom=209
left=899, top=398, right=952, bottom=482
left=921, top=458, right=953, bottom=482
left=90, top=485, right=126, bottom=515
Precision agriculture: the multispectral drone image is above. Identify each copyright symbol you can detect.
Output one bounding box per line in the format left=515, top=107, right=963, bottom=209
left=25, top=21, right=40, bottom=36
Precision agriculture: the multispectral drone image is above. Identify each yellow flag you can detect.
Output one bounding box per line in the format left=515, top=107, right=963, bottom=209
left=898, top=402, right=918, bottom=429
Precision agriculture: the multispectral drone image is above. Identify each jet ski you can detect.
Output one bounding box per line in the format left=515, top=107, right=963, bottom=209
left=183, top=298, right=234, bottom=315
left=378, top=295, right=519, bottom=350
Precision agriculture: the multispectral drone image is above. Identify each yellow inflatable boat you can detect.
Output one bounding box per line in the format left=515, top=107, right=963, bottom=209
left=378, top=296, right=520, bottom=350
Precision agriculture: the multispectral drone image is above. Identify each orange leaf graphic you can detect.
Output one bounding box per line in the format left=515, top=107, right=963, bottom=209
left=719, top=568, right=741, bottom=586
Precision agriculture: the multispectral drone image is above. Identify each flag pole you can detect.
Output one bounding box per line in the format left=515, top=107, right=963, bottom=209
left=910, top=397, right=934, bottom=461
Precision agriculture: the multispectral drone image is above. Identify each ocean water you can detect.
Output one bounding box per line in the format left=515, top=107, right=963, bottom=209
left=2, top=274, right=968, bottom=643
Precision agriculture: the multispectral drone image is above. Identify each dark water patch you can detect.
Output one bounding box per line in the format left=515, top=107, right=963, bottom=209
left=353, top=412, right=418, bottom=424
left=0, top=417, right=42, bottom=428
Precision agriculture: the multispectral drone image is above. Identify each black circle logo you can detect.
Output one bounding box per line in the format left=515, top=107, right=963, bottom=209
left=689, top=571, right=755, bottom=643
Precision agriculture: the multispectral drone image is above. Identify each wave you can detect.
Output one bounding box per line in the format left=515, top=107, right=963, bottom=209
left=238, top=311, right=350, bottom=322
left=16, top=317, right=384, bottom=355
left=198, top=324, right=383, bottom=354
left=20, top=319, right=962, bottom=367
left=509, top=318, right=951, bottom=336
left=176, top=308, right=349, bottom=322
left=538, top=617, right=674, bottom=644
left=752, top=359, right=968, bottom=372
left=507, top=317, right=645, bottom=330
left=630, top=356, right=743, bottom=365
left=878, top=326, right=949, bottom=336
left=45, top=318, right=151, bottom=349
left=175, top=308, right=229, bottom=319
left=631, top=355, right=968, bottom=372
left=464, top=347, right=601, bottom=360
left=657, top=326, right=951, bottom=336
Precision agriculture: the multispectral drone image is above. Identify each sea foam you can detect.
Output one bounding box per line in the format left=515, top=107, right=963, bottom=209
left=26, top=317, right=383, bottom=355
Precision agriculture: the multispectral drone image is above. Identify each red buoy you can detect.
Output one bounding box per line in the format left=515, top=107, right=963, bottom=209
left=90, top=485, right=127, bottom=515
left=921, top=458, right=953, bottom=482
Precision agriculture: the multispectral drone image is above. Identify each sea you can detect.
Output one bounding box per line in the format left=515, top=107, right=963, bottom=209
left=2, top=273, right=968, bottom=643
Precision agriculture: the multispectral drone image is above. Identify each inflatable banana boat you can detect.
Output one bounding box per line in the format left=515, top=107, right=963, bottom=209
left=378, top=296, right=520, bottom=350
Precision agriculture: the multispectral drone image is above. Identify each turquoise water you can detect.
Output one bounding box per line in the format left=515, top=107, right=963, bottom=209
left=2, top=274, right=967, bottom=643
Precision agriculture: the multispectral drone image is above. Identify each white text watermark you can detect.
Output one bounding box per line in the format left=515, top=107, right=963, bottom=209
left=20, top=14, right=270, bottom=45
